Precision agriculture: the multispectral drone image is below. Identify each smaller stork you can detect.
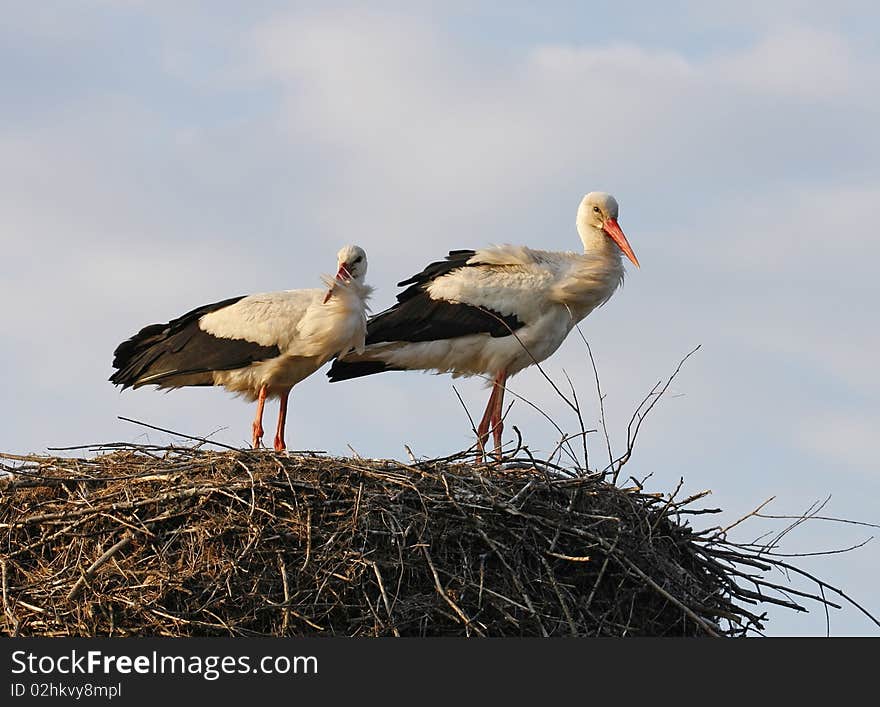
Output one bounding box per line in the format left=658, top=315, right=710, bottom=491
left=110, top=245, right=372, bottom=451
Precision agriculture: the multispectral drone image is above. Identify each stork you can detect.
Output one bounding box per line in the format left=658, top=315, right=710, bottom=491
left=328, top=193, right=639, bottom=460
left=110, top=245, right=372, bottom=451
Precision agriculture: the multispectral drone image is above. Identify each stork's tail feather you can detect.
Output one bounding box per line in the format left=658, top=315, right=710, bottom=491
left=110, top=295, right=278, bottom=390
left=327, top=359, right=397, bottom=382
left=109, top=323, right=176, bottom=389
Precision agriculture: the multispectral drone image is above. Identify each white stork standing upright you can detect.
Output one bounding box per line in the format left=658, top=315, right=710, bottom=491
left=328, top=193, right=639, bottom=459
left=111, top=245, right=372, bottom=451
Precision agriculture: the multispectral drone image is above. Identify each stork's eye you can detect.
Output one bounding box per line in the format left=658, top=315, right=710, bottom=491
left=593, top=206, right=601, bottom=214
left=352, top=255, right=363, bottom=264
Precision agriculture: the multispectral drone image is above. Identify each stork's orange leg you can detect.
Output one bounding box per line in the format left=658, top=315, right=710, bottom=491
left=476, top=383, right=501, bottom=462
left=490, top=370, right=508, bottom=460
left=252, top=385, right=268, bottom=448
left=274, top=386, right=292, bottom=452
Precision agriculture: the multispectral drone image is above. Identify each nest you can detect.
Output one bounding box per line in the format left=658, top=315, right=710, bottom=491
left=0, top=444, right=851, bottom=637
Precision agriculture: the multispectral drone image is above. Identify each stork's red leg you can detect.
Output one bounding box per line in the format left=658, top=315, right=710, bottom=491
left=476, top=383, right=501, bottom=461
left=490, top=370, right=508, bottom=460
left=274, top=387, right=292, bottom=452
left=252, top=385, right=268, bottom=448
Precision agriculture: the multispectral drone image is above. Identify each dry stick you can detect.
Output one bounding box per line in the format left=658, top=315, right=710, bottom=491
left=584, top=537, right=618, bottom=614
left=755, top=512, right=880, bottom=530
left=578, top=331, right=614, bottom=475
left=538, top=555, right=578, bottom=636
left=502, top=501, right=720, bottom=634
left=277, top=553, right=290, bottom=634
left=40, top=443, right=170, bottom=454
left=748, top=537, right=874, bottom=559
left=562, top=369, right=590, bottom=471
left=502, top=456, right=578, bottom=479
left=649, top=477, right=686, bottom=535
left=737, top=575, right=838, bottom=610
left=471, top=379, right=581, bottom=468
left=544, top=429, right=598, bottom=468
left=614, top=554, right=721, bottom=637
left=545, top=551, right=591, bottom=562
left=301, top=506, right=312, bottom=571
left=4, top=516, right=95, bottom=559
left=757, top=497, right=829, bottom=554
left=821, top=584, right=831, bottom=638
left=1, top=560, right=19, bottom=636
left=422, top=547, right=484, bottom=636
left=509, top=423, right=524, bottom=458
left=770, top=559, right=880, bottom=629
left=67, top=530, right=139, bottom=601
left=469, top=305, right=587, bottom=465
left=711, top=497, right=777, bottom=541
left=451, top=386, right=481, bottom=460
left=693, top=547, right=840, bottom=614
left=117, top=417, right=257, bottom=456
left=609, top=345, right=701, bottom=484
left=0, top=462, right=166, bottom=485
left=11, top=484, right=221, bottom=526
left=492, top=401, right=519, bottom=462
left=473, top=524, right=549, bottom=637
left=235, top=460, right=257, bottom=519
left=472, top=305, right=579, bottom=415
left=370, top=561, right=401, bottom=637
left=360, top=585, right=385, bottom=635
left=547, top=475, right=588, bottom=553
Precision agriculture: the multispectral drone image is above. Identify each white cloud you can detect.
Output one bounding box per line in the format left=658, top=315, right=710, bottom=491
left=712, top=27, right=861, bottom=98
left=798, top=411, right=880, bottom=472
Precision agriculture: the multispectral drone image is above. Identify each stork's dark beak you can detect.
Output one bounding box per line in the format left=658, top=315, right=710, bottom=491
left=323, top=263, right=353, bottom=303
left=603, top=218, right=640, bottom=268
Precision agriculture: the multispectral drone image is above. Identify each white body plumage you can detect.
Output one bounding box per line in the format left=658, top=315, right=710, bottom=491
left=368, top=243, right=625, bottom=382
left=203, top=278, right=372, bottom=401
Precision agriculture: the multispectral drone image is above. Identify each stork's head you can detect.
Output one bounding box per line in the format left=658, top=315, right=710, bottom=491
left=335, top=244, right=368, bottom=282
left=324, top=245, right=368, bottom=302
left=576, top=192, right=639, bottom=268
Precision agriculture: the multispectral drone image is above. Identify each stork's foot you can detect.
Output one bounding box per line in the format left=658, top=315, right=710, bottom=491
left=252, top=384, right=269, bottom=449
left=475, top=435, right=489, bottom=464
left=273, top=387, right=292, bottom=453
left=473, top=441, right=505, bottom=465
left=475, top=392, right=496, bottom=464
left=252, top=423, right=264, bottom=449
left=492, top=422, right=504, bottom=462
left=472, top=368, right=508, bottom=466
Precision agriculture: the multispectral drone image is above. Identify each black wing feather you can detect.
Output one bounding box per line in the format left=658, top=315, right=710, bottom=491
left=110, top=295, right=281, bottom=389
left=395, top=249, right=477, bottom=300
left=328, top=250, right=524, bottom=382
left=365, top=291, right=521, bottom=345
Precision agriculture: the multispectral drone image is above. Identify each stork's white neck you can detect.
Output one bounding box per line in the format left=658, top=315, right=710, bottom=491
left=577, top=222, right=618, bottom=259
left=552, top=228, right=625, bottom=322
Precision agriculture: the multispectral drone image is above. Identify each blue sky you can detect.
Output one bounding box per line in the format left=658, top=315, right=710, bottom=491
left=1, top=1, right=878, bottom=636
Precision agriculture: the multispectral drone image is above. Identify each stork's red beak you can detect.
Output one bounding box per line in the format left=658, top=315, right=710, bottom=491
left=603, top=218, right=640, bottom=268
left=323, top=263, right=353, bottom=303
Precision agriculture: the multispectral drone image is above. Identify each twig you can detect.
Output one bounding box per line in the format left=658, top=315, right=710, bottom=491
left=578, top=331, right=614, bottom=474
left=609, top=345, right=701, bottom=483
left=117, top=417, right=258, bottom=458
left=370, top=561, right=401, bottom=638
left=67, top=531, right=138, bottom=601
left=422, top=547, right=484, bottom=636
